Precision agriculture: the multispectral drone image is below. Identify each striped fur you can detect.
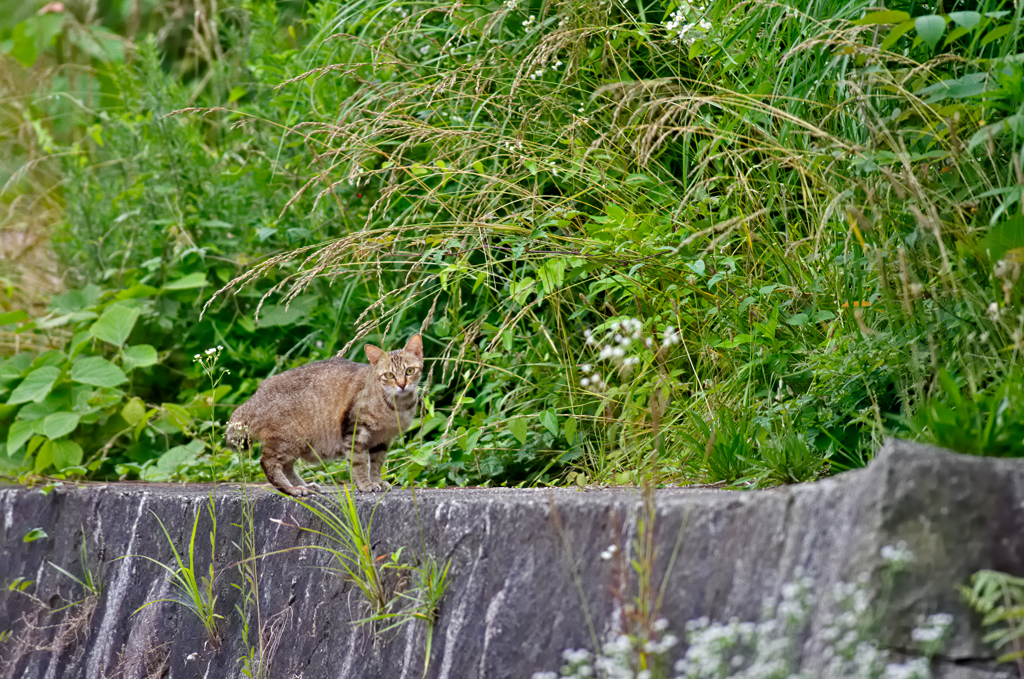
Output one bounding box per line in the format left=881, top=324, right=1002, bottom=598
left=226, top=334, right=423, bottom=495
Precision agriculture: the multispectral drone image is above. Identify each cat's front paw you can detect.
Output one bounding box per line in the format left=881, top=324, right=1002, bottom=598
left=356, top=481, right=389, bottom=492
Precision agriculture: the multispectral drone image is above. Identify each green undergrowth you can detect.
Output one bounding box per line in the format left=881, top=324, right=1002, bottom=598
left=3, top=0, right=1024, bottom=489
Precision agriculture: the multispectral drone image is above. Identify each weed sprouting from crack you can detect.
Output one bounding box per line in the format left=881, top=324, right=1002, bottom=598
left=130, top=495, right=224, bottom=648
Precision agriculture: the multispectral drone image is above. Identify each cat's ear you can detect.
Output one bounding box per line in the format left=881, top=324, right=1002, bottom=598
left=364, top=344, right=385, bottom=366
left=403, top=334, right=423, bottom=359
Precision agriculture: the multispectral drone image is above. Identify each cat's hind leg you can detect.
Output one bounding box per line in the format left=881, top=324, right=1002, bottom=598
left=284, top=460, right=322, bottom=494
left=260, top=438, right=315, bottom=497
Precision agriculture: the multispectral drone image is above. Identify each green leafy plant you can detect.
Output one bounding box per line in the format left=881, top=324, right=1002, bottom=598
left=683, top=413, right=757, bottom=485
left=754, top=432, right=828, bottom=486
left=281, top=486, right=400, bottom=619
left=269, top=485, right=451, bottom=673
left=910, top=369, right=1024, bottom=458
left=962, top=569, right=1024, bottom=672
left=47, top=525, right=102, bottom=609
left=1, top=287, right=159, bottom=477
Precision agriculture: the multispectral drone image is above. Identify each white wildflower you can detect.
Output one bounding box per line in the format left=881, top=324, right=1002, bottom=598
left=880, top=541, right=913, bottom=565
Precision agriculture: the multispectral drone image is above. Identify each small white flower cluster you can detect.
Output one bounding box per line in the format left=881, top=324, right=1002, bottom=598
left=880, top=541, right=913, bottom=567
left=539, top=548, right=952, bottom=679
left=599, top=543, right=618, bottom=560
left=910, top=613, right=953, bottom=654
left=193, top=345, right=224, bottom=362
left=522, top=14, right=536, bottom=28
left=579, top=363, right=607, bottom=391
left=579, top=318, right=681, bottom=392
left=558, top=16, right=569, bottom=29
left=987, top=301, right=1001, bottom=322
left=391, top=5, right=409, bottom=18
left=880, top=658, right=930, bottom=679
left=540, top=569, right=954, bottom=679
left=504, top=0, right=519, bottom=9
left=676, top=576, right=812, bottom=678
left=664, top=3, right=712, bottom=44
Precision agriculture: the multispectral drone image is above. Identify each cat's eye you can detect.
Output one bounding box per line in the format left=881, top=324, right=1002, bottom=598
left=405, top=367, right=417, bottom=375
left=383, top=372, right=395, bottom=380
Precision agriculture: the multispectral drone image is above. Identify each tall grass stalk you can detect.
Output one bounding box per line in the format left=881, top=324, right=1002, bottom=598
left=132, top=496, right=223, bottom=647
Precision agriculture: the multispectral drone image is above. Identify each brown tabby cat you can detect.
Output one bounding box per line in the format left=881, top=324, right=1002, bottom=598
left=225, top=334, right=423, bottom=496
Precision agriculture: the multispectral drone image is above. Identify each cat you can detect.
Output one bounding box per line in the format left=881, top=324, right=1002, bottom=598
left=225, top=334, right=423, bottom=496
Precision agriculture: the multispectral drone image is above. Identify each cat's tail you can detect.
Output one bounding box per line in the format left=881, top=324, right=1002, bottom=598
left=225, top=417, right=252, bottom=451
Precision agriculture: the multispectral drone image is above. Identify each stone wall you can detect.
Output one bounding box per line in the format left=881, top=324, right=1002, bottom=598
left=1, top=439, right=1022, bottom=678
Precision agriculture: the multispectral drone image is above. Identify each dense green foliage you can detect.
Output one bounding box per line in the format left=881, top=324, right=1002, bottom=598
left=2, top=0, right=1024, bottom=488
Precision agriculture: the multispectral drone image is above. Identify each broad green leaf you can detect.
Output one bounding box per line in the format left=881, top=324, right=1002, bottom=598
left=49, top=285, right=101, bottom=314
left=50, top=439, right=83, bottom=469
left=121, top=397, right=147, bottom=426
left=8, top=366, right=60, bottom=405
left=915, top=15, right=947, bottom=51
left=255, top=296, right=318, bottom=328
left=510, top=277, right=536, bottom=305
left=155, top=444, right=202, bottom=472
left=134, top=408, right=157, bottom=440
left=23, top=528, right=48, bottom=543
left=121, top=344, right=158, bottom=370
left=969, top=114, right=1024, bottom=152
left=564, top=417, right=577, bottom=444
left=34, top=441, right=53, bottom=472
left=472, top=161, right=485, bottom=173
left=27, top=435, right=46, bottom=456
left=787, top=313, right=810, bottom=326
left=90, top=304, right=140, bottom=347
left=539, top=409, right=559, bottom=437
left=71, top=357, right=127, bottom=388
left=917, top=73, right=991, bottom=102
left=980, top=216, right=1024, bottom=262
left=948, top=11, right=981, bottom=29
left=0, top=310, right=29, bottom=325
left=880, top=20, right=916, bottom=52
left=163, top=403, right=193, bottom=431
left=42, top=412, right=80, bottom=440
left=115, top=284, right=160, bottom=300
left=228, top=86, right=247, bottom=102
left=538, top=258, right=567, bottom=297
left=163, top=272, right=209, bottom=290
left=466, top=428, right=481, bottom=455
left=943, top=25, right=971, bottom=47
left=981, top=23, right=1014, bottom=48
left=813, top=310, right=837, bottom=323
left=7, top=420, right=35, bottom=454
left=606, top=203, right=627, bottom=221
left=853, top=10, right=910, bottom=25
left=509, top=416, right=528, bottom=445
left=9, top=23, right=39, bottom=68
